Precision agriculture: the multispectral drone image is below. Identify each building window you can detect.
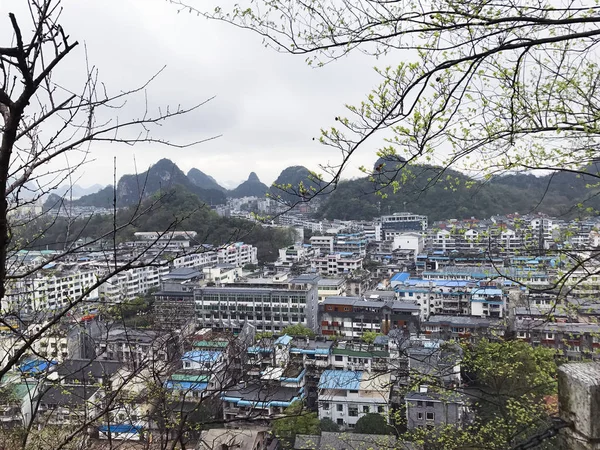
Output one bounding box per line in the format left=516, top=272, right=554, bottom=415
left=378, top=406, right=385, bottom=413
left=417, top=401, right=423, bottom=407
left=426, top=412, right=435, bottom=421
left=363, top=406, right=369, bottom=414
left=337, top=404, right=343, bottom=412
left=426, top=401, right=434, bottom=407
left=335, top=355, right=343, bottom=362
left=349, top=406, right=358, bottom=417
left=417, top=412, right=423, bottom=420
left=322, top=403, right=329, bottom=410
left=337, top=419, right=344, bottom=426
left=350, top=390, right=358, bottom=394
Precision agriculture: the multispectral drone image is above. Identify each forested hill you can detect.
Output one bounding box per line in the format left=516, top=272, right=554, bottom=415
left=230, top=172, right=269, bottom=198
left=31, top=187, right=295, bottom=262
left=270, top=166, right=321, bottom=204
left=187, top=167, right=227, bottom=192
left=316, top=165, right=600, bottom=221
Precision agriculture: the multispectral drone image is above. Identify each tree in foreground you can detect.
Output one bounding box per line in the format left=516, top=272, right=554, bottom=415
left=0, top=1, right=228, bottom=448
left=405, top=339, right=560, bottom=449
left=186, top=0, right=600, bottom=198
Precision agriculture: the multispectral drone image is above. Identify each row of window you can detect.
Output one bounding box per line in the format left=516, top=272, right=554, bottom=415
left=322, top=403, right=385, bottom=414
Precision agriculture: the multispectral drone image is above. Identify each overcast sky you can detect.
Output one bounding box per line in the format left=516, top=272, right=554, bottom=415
left=2, top=0, right=389, bottom=189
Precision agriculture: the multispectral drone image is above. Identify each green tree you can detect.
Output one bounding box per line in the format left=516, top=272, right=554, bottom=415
left=407, top=339, right=561, bottom=449
left=360, top=331, right=383, bottom=345
left=319, top=417, right=340, bottom=432
left=272, top=401, right=320, bottom=449
left=281, top=324, right=315, bottom=338
left=353, top=413, right=393, bottom=435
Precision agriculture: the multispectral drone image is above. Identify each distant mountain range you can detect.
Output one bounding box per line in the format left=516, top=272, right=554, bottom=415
left=45, top=157, right=600, bottom=222
left=54, top=159, right=315, bottom=209
left=317, top=161, right=600, bottom=221
left=53, top=184, right=105, bottom=199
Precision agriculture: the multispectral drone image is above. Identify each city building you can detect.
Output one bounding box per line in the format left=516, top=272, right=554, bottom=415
left=317, top=370, right=391, bottom=430
left=194, top=274, right=320, bottom=334
left=319, top=297, right=420, bottom=339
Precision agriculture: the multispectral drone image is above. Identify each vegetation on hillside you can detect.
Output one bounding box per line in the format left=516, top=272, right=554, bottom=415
left=33, top=186, right=295, bottom=262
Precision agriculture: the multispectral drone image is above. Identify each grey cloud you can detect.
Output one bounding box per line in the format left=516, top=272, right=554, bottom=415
left=2, top=0, right=387, bottom=188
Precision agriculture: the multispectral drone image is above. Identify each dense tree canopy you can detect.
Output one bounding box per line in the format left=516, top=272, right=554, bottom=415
left=272, top=401, right=320, bottom=449
left=354, top=413, right=394, bottom=435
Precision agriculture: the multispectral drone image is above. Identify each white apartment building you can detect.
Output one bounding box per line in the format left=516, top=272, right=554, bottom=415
left=318, top=370, right=391, bottom=430
left=203, top=265, right=243, bottom=285
left=217, top=243, right=258, bottom=266
left=172, top=251, right=218, bottom=269
left=470, top=287, right=506, bottom=318
left=311, top=253, right=363, bottom=276
left=4, top=266, right=99, bottom=313
left=317, top=278, right=347, bottom=302
left=310, top=235, right=334, bottom=256
left=132, top=231, right=197, bottom=251
left=430, top=229, right=457, bottom=253
left=99, top=265, right=169, bottom=303
left=391, top=232, right=424, bottom=258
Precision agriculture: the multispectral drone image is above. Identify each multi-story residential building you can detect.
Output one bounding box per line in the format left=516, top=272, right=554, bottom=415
left=470, top=286, right=506, bottom=318
left=318, top=370, right=391, bottom=430
left=4, top=264, right=99, bottom=314
left=430, top=229, right=457, bottom=253
left=317, top=278, right=347, bottom=302
left=222, top=341, right=306, bottom=421
left=319, top=297, right=420, bottom=339
left=217, top=242, right=258, bottom=266
left=333, top=233, right=368, bottom=256
left=393, top=275, right=473, bottom=319
left=202, top=264, right=243, bottom=285
left=422, top=316, right=504, bottom=342
left=405, top=386, right=471, bottom=430
left=406, top=341, right=462, bottom=387
left=34, top=384, right=100, bottom=427
left=99, top=265, right=169, bottom=303
left=379, top=213, right=428, bottom=240
left=94, top=328, right=177, bottom=370
left=131, top=230, right=197, bottom=252
left=276, top=244, right=311, bottom=269
left=153, top=269, right=201, bottom=330
left=515, top=319, right=600, bottom=361
left=172, top=249, right=218, bottom=269
left=329, top=342, right=389, bottom=372
left=194, top=274, right=320, bottom=334
left=310, top=235, right=334, bottom=256
left=311, top=253, right=364, bottom=276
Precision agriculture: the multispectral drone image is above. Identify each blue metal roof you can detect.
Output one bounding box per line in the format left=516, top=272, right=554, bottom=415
left=318, top=370, right=361, bottom=390
left=471, top=288, right=503, bottom=296
left=182, top=350, right=222, bottom=363
left=390, top=272, right=410, bottom=282
left=274, top=334, right=293, bottom=346
left=290, top=347, right=330, bottom=355
left=164, top=381, right=208, bottom=392
left=248, top=346, right=273, bottom=354
left=98, top=425, right=142, bottom=433
left=19, top=359, right=56, bottom=374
